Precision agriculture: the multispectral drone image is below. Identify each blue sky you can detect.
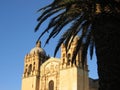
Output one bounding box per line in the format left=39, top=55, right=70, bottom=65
left=0, top=0, right=98, bottom=90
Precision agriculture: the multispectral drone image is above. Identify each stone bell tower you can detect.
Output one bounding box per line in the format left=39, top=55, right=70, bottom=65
left=60, top=36, right=89, bottom=90
left=21, top=41, right=47, bottom=90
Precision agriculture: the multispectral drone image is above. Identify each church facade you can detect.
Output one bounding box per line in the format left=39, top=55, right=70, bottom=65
left=21, top=36, right=98, bottom=90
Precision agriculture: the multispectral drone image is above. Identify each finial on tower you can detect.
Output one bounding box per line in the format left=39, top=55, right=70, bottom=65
left=36, top=41, right=41, bottom=47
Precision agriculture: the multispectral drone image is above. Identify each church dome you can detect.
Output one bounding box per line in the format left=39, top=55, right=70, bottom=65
left=30, top=41, right=46, bottom=55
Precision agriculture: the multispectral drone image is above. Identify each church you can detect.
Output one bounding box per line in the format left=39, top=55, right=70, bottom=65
left=21, top=36, right=98, bottom=90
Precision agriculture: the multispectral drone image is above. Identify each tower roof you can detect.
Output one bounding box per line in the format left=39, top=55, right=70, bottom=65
left=30, top=41, right=46, bottom=55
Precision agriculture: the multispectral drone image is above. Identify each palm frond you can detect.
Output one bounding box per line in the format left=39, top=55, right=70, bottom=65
left=72, top=35, right=83, bottom=64
left=54, top=31, right=70, bottom=57
left=35, top=6, right=65, bottom=31
left=37, top=12, right=66, bottom=41
left=37, top=4, right=52, bottom=12
left=35, top=0, right=120, bottom=67
left=81, top=30, right=92, bottom=68
left=89, top=36, right=94, bottom=60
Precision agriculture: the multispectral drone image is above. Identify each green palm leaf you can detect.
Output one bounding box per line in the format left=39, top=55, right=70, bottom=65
left=35, top=0, right=120, bottom=64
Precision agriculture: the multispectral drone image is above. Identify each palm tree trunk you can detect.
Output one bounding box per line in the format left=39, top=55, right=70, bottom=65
left=93, top=13, right=120, bottom=90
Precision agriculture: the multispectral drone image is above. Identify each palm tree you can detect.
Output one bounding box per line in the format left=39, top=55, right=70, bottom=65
left=35, top=0, right=120, bottom=90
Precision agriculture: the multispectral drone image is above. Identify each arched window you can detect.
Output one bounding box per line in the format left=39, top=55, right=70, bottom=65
left=62, top=53, right=65, bottom=57
left=28, top=64, right=32, bottom=76
left=49, top=80, right=54, bottom=90
left=62, top=58, right=65, bottom=65
left=24, top=68, right=27, bottom=73
left=33, top=66, right=35, bottom=71
left=67, top=53, right=71, bottom=65
left=67, top=53, right=71, bottom=58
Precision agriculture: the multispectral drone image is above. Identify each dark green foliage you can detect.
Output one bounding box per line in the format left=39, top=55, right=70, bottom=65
left=35, top=0, right=119, bottom=65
